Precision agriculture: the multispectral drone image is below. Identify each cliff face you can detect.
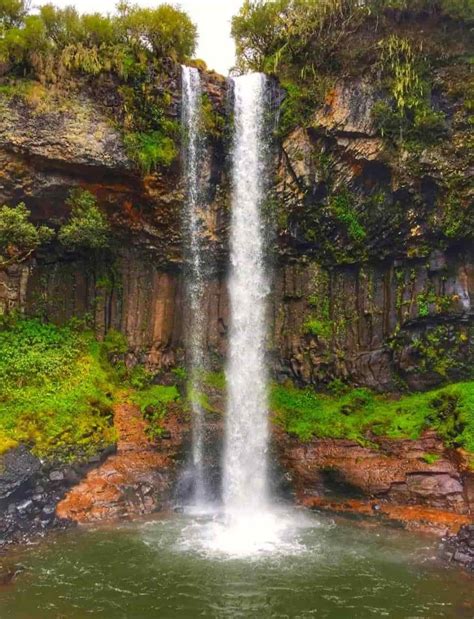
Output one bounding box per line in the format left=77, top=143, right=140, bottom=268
left=0, top=66, right=471, bottom=393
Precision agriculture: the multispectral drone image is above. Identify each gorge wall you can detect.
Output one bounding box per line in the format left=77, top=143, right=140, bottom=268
left=0, top=64, right=472, bottom=393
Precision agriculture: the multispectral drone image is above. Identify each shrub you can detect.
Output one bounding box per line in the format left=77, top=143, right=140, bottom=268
left=58, top=189, right=110, bottom=250
left=102, top=329, right=128, bottom=358
left=132, top=384, right=180, bottom=439
left=271, top=380, right=474, bottom=452
left=0, top=1, right=197, bottom=79
left=0, top=202, right=53, bottom=268
left=124, top=130, right=178, bottom=172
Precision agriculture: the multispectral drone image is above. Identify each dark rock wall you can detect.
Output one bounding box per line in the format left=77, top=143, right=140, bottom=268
left=0, top=68, right=472, bottom=392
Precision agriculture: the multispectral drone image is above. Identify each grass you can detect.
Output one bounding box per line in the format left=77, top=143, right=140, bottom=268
left=131, top=384, right=180, bottom=414
left=0, top=318, right=117, bottom=459
left=271, top=381, right=474, bottom=452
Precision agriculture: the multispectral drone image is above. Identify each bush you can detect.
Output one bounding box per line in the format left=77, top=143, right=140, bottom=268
left=132, top=384, right=179, bottom=440
left=0, top=1, right=197, bottom=79
left=102, top=329, right=128, bottom=358
left=0, top=202, right=53, bottom=268
left=58, top=189, right=110, bottom=250
left=124, top=130, right=178, bottom=172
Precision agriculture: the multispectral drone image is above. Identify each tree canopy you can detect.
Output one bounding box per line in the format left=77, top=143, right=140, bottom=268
left=0, top=1, right=197, bottom=80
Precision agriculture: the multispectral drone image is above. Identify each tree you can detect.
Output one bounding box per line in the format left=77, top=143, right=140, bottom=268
left=0, top=203, right=53, bottom=269
left=119, top=3, right=197, bottom=60
left=58, top=189, right=110, bottom=250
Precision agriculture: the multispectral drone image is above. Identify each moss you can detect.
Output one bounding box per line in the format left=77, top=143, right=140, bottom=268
left=303, top=318, right=331, bottom=339
left=271, top=380, right=474, bottom=451
left=123, top=130, right=178, bottom=172
left=328, top=192, right=366, bottom=243
left=187, top=385, right=218, bottom=414
left=200, top=93, right=225, bottom=139
left=422, top=453, right=440, bottom=464
left=0, top=318, right=117, bottom=459
left=202, top=371, right=226, bottom=390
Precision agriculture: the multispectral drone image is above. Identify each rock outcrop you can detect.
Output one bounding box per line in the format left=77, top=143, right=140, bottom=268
left=276, top=429, right=473, bottom=516
left=57, top=401, right=188, bottom=522
left=441, top=524, right=474, bottom=571
left=0, top=444, right=114, bottom=550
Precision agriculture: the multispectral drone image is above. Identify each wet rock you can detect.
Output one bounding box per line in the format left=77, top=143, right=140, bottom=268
left=276, top=429, right=471, bottom=514
left=0, top=446, right=41, bottom=501
left=49, top=470, right=64, bottom=482
left=16, top=499, right=33, bottom=515
left=56, top=403, right=189, bottom=523
left=441, top=524, right=474, bottom=571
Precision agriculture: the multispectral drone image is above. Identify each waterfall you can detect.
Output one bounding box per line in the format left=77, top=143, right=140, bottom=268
left=179, top=73, right=303, bottom=556
left=223, top=73, right=270, bottom=515
left=181, top=65, right=207, bottom=505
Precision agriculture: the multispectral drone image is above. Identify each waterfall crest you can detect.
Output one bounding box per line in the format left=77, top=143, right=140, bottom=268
left=223, top=73, right=270, bottom=515
left=181, top=65, right=207, bottom=505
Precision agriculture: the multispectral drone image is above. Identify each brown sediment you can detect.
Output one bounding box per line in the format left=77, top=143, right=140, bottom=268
left=301, top=495, right=471, bottom=535
left=56, top=400, right=188, bottom=523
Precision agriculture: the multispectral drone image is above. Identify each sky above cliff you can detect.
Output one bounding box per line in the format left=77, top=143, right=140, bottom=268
left=35, top=0, right=242, bottom=74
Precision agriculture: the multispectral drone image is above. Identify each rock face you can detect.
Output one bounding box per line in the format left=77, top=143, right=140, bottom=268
left=0, top=71, right=471, bottom=391
left=0, top=56, right=472, bottom=554
left=56, top=401, right=189, bottom=522
left=0, top=444, right=114, bottom=550
left=276, top=429, right=474, bottom=517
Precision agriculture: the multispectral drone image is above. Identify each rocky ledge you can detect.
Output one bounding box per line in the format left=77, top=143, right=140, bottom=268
left=0, top=444, right=114, bottom=551
left=441, top=524, right=474, bottom=571
left=276, top=428, right=473, bottom=535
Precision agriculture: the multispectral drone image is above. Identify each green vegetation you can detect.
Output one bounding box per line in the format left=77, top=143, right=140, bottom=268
left=0, top=191, right=110, bottom=266
left=422, top=452, right=440, bottom=464
left=271, top=380, right=474, bottom=452
left=0, top=1, right=197, bottom=81
left=131, top=384, right=180, bottom=440
left=202, top=371, right=226, bottom=390
left=58, top=189, right=110, bottom=250
left=303, top=318, right=331, bottom=339
left=373, top=35, right=447, bottom=146
left=0, top=203, right=53, bottom=268
left=0, top=1, right=197, bottom=174
left=201, top=93, right=225, bottom=139
left=0, top=317, right=116, bottom=458
left=123, top=130, right=177, bottom=172
left=232, top=0, right=471, bottom=138
left=328, top=192, right=366, bottom=243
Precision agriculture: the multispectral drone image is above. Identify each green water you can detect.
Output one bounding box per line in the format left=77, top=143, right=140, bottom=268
left=0, top=510, right=472, bottom=619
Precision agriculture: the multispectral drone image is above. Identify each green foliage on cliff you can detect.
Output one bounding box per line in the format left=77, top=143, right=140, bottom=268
left=58, top=189, right=110, bottom=250
left=132, top=384, right=179, bottom=439
left=233, top=0, right=472, bottom=140
left=0, top=317, right=116, bottom=458
left=272, top=380, right=474, bottom=452
left=0, top=3, right=195, bottom=173
left=123, top=130, right=177, bottom=172
left=0, top=1, right=197, bottom=80
left=233, top=0, right=473, bottom=74
left=0, top=203, right=53, bottom=268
